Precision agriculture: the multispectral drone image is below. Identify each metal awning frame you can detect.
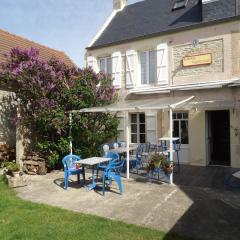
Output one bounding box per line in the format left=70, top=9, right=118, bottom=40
left=68, top=96, right=196, bottom=185
left=67, top=96, right=240, bottom=184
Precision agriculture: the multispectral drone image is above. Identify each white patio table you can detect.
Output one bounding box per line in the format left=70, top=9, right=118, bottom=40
left=159, top=137, right=180, bottom=151
left=109, top=146, right=136, bottom=154
left=159, top=137, right=180, bottom=142
left=76, top=157, right=111, bottom=191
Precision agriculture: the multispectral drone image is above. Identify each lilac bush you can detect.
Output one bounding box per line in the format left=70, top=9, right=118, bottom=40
left=0, top=48, right=118, bottom=169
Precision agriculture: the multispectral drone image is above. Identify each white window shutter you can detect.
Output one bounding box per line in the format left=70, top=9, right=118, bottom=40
left=117, top=114, right=125, bottom=141
left=126, top=50, right=136, bottom=88
left=112, top=51, right=122, bottom=88
left=140, top=52, right=148, bottom=85
left=157, top=43, right=168, bottom=85
left=146, top=112, right=157, bottom=144
left=87, top=56, right=99, bottom=73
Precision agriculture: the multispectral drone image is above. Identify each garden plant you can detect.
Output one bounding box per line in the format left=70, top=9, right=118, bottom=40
left=0, top=48, right=119, bottom=169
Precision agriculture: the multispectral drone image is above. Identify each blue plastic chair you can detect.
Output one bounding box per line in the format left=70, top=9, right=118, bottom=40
left=112, top=142, right=120, bottom=149
left=97, top=151, right=120, bottom=179
left=119, top=141, right=126, bottom=147
left=62, top=154, right=85, bottom=190
left=100, top=143, right=110, bottom=156
left=173, top=140, right=181, bottom=172
left=102, top=159, right=124, bottom=196
left=127, top=144, right=144, bottom=174
left=142, top=142, right=151, bottom=163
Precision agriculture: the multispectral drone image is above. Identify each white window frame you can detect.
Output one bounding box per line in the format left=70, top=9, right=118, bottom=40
left=130, top=113, right=146, bottom=144
left=86, top=56, right=99, bottom=73
left=99, top=56, right=112, bottom=75
left=173, top=112, right=189, bottom=145
left=139, top=50, right=157, bottom=86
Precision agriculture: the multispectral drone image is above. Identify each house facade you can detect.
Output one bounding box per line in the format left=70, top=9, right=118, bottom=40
left=86, top=0, right=240, bottom=168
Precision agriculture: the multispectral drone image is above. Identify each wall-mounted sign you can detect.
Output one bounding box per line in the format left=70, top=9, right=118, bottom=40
left=183, top=53, right=212, bottom=67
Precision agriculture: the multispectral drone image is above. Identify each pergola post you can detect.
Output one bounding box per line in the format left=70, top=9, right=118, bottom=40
left=69, top=111, right=73, bottom=155
left=125, top=111, right=130, bottom=179
left=169, top=107, right=173, bottom=184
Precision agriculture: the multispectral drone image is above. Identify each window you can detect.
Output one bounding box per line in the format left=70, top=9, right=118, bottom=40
left=140, top=50, right=157, bottom=85
left=173, top=112, right=189, bottom=144
left=99, top=57, right=112, bottom=75
left=139, top=43, right=168, bottom=85
left=99, top=52, right=121, bottom=88
left=131, top=113, right=146, bottom=143
left=172, top=0, right=188, bottom=11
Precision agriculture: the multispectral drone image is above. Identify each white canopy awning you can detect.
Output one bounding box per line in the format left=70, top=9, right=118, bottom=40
left=71, top=96, right=195, bottom=113
left=68, top=95, right=240, bottom=184
left=182, top=99, right=240, bottom=110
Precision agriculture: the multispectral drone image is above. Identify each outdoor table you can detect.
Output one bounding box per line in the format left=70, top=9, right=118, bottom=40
left=109, top=146, right=136, bottom=154
left=76, top=157, right=111, bottom=191
left=159, top=137, right=180, bottom=142
left=159, top=137, right=180, bottom=150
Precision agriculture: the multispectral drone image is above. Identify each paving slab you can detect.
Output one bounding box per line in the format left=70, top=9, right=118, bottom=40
left=15, top=170, right=240, bottom=240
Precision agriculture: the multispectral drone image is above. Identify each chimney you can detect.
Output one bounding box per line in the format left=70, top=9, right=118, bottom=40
left=113, top=0, right=127, bottom=11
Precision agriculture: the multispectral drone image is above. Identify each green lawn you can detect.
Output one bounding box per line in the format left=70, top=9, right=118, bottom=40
left=0, top=175, right=191, bottom=240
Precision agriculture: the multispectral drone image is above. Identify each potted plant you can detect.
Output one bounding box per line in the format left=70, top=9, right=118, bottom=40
left=162, top=159, right=174, bottom=175
left=5, top=162, right=21, bottom=177
left=146, top=153, right=167, bottom=173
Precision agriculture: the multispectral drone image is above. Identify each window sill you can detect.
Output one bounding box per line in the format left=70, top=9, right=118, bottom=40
left=113, top=85, right=121, bottom=90
left=130, top=84, right=170, bottom=94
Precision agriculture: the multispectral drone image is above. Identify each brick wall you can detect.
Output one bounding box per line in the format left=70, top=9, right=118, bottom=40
left=173, top=39, right=224, bottom=77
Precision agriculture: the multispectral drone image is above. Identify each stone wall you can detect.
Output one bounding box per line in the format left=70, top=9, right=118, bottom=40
left=0, top=90, right=16, bottom=147
left=173, top=39, right=224, bottom=77
left=231, top=32, right=240, bottom=77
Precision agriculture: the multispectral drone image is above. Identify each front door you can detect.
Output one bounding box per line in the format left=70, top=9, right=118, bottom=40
left=207, top=110, right=230, bottom=166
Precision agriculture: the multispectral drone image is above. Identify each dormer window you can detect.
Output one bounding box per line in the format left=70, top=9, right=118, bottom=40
left=172, top=0, right=188, bottom=11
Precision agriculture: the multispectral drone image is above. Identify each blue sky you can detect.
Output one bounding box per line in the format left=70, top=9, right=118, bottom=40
left=0, top=0, right=140, bottom=67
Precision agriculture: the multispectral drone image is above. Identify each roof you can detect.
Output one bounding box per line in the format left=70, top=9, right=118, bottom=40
left=89, top=0, right=237, bottom=49
left=0, top=29, right=75, bottom=67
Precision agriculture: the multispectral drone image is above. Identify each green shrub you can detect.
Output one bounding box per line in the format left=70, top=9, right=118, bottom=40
left=0, top=48, right=119, bottom=169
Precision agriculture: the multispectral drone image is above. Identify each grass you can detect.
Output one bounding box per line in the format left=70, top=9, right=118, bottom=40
left=0, top=175, right=191, bottom=240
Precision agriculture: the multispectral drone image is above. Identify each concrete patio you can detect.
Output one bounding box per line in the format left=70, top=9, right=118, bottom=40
left=15, top=165, right=240, bottom=240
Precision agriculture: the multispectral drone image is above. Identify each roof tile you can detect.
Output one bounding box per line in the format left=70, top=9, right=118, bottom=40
left=0, top=29, right=75, bottom=67
left=90, top=0, right=237, bottom=49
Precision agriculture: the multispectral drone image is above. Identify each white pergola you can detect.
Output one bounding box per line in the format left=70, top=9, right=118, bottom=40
left=68, top=96, right=239, bottom=184
left=68, top=96, right=194, bottom=184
